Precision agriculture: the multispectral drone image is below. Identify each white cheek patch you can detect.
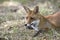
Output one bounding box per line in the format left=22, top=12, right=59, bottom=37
left=31, top=20, right=40, bottom=27
left=31, top=20, right=40, bottom=31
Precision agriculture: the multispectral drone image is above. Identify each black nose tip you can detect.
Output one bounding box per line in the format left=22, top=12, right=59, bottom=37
left=25, top=24, right=27, bottom=26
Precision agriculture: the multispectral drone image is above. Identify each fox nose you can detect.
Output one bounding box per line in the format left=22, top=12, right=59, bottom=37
left=25, top=24, right=27, bottom=26
left=24, top=24, right=33, bottom=29
left=25, top=24, right=30, bottom=26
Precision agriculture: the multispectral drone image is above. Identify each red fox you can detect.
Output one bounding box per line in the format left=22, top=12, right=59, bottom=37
left=23, top=6, right=60, bottom=37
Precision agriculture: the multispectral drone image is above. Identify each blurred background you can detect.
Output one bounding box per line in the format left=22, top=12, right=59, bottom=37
left=0, top=0, right=60, bottom=40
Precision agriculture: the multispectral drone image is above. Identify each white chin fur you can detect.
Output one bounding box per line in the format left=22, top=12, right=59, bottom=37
left=31, top=25, right=39, bottom=31
left=31, top=20, right=40, bottom=31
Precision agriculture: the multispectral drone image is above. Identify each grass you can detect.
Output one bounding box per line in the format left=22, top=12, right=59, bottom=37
left=39, top=7, right=54, bottom=16
left=13, top=0, right=28, bottom=4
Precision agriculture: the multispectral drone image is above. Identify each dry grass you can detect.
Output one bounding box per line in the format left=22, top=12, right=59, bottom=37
left=0, top=20, right=60, bottom=40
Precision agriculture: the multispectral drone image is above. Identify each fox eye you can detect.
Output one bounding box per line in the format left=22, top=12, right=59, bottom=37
left=26, top=17, right=28, bottom=19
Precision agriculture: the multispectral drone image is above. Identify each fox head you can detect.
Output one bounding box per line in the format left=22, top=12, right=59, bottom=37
left=23, top=6, right=41, bottom=31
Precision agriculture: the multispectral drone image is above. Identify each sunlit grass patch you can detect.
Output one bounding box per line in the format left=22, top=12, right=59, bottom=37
left=39, top=7, right=54, bottom=16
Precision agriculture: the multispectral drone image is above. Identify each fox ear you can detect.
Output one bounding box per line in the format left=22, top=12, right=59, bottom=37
left=34, top=6, right=39, bottom=14
left=23, top=6, right=31, bottom=13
